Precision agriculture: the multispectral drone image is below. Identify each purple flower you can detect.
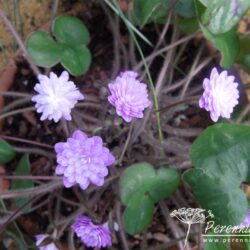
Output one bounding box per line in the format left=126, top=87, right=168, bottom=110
left=32, top=71, right=84, bottom=122
left=72, top=215, right=112, bottom=248
left=55, top=130, right=115, bottom=189
left=199, top=67, right=239, bottom=122
left=35, top=234, right=58, bottom=250
left=108, top=71, right=151, bottom=122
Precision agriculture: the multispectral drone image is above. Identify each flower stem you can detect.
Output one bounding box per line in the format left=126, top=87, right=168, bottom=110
left=0, top=106, right=35, bottom=120
left=132, top=33, right=164, bottom=142
left=0, top=175, right=62, bottom=180
left=157, top=95, right=200, bottom=114
left=184, top=223, right=191, bottom=248
left=104, top=0, right=164, bottom=143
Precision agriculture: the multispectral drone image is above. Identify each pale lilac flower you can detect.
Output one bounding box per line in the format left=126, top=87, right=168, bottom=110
left=108, top=71, right=151, bottom=122
left=199, top=67, right=239, bottom=122
left=35, top=234, right=58, bottom=250
left=72, top=215, right=112, bottom=248
left=55, top=130, right=115, bottom=189
left=32, top=71, right=84, bottom=122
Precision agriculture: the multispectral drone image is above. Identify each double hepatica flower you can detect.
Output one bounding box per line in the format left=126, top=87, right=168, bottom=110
left=108, top=71, right=151, bottom=122
left=32, top=71, right=84, bottom=122
left=55, top=130, right=115, bottom=190
left=72, top=215, right=112, bottom=248
left=199, top=67, right=239, bottom=122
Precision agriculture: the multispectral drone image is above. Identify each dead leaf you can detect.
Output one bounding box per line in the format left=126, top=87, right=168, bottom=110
left=153, top=232, right=169, bottom=242
left=0, top=59, right=17, bottom=130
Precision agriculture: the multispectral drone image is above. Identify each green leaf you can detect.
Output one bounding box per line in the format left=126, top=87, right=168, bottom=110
left=52, top=15, right=90, bottom=45
left=243, top=240, right=250, bottom=250
left=123, top=194, right=154, bottom=234
left=177, top=16, right=199, bottom=33
left=204, top=235, right=229, bottom=250
left=132, top=0, right=196, bottom=27
left=120, top=162, right=180, bottom=204
left=132, top=0, right=169, bottom=27
left=175, top=0, right=196, bottom=18
left=26, top=31, right=60, bottom=67
left=12, top=155, right=33, bottom=212
left=190, top=124, right=250, bottom=181
left=120, top=162, right=180, bottom=234
left=120, top=163, right=155, bottom=204
left=149, top=167, right=180, bottom=203
left=177, top=0, right=205, bottom=34
left=201, top=25, right=239, bottom=68
left=202, top=0, right=250, bottom=34
left=184, top=168, right=248, bottom=226
left=184, top=123, right=250, bottom=226
left=59, top=44, right=91, bottom=76
left=204, top=242, right=228, bottom=250
left=198, top=0, right=208, bottom=6
left=26, top=16, right=92, bottom=73
left=194, top=0, right=239, bottom=68
left=0, top=139, right=15, bottom=164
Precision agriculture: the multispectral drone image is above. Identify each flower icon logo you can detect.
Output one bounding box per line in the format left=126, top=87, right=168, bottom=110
left=170, top=208, right=214, bottom=247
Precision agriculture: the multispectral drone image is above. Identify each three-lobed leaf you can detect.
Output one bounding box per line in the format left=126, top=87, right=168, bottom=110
left=175, top=0, right=196, bottom=18
left=184, top=168, right=248, bottom=225
left=194, top=0, right=240, bottom=68
left=123, top=194, right=154, bottom=235
left=120, top=162, right=180, bottom=234
left=26, top=31, right=60, bottom=67
left=132, top=0, right=196, bottom=27
left=59, top=44, right=91, bottom=76
left=52, top=15, right=90, bottom=45
left=202, top=0, right=250, bottom=34
left=184, top=123, right=250, bottom=226
left=198, top=0, right=208, bottom=6
left=0, top=139, right=15, bottom=164
left=177, top=16, right=199, bottom=33
left=132, top=0, right=168, bottom=27
left=190, top=123, right=250, bottom=181
left=120, top=162, right=155, bottom=204
left=120, top=162, right=180, bottom=204
left=149, top=167, right=181, bottom=203
left=200, top=22, right=239, bottom=69
left=26, top=15, right=91, bottom=76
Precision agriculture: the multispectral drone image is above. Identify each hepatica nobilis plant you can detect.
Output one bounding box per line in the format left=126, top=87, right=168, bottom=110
left=6, top=7, right=249, bottom=249
left=29, top=59, right=250, bottom=248
left=23, top=14, right=250, bottom=247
